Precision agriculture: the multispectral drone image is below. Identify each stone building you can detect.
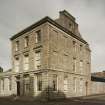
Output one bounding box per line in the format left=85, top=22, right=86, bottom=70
left=0, top=10, right=91, bottom=99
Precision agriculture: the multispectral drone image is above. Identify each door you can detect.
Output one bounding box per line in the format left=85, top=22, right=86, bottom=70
left=17, top=81, right=20, bottom=96
left=85, top=81, right=88, bottom=96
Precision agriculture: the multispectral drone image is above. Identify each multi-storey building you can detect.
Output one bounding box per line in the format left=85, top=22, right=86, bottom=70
left=0, top=10, right=91, bottom=99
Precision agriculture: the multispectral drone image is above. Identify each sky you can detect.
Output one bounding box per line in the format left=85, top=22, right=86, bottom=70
left=0, top=0, right=105, bottom=72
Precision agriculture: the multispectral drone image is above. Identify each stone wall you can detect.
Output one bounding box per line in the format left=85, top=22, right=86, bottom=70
left=0, top=77, right=12, bottom=96
left=91, top=81, right=105, bottom=95
left=0, top=10, right=92, bottom=99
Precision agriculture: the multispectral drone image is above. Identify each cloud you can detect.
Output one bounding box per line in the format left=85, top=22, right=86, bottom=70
left=0, top=0, right=105, bottom=72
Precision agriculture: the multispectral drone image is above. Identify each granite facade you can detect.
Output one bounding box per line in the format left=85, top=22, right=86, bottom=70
left=0, top=10, right=91, bottom=99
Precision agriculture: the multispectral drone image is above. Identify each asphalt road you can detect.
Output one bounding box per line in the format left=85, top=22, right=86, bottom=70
left=1, top=94, right=105, bottom=105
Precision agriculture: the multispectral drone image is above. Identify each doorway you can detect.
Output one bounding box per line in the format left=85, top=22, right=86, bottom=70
left=85, top=81, right=88, bottom=96
left=17, top=81, right=20, bottom=96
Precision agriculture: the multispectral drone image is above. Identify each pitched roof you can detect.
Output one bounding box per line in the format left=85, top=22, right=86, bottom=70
left=91, top=76, right=105, bottom=82
left=10, top=16, right=87, bottom=44
left=91, top=71, right=105, bottom=78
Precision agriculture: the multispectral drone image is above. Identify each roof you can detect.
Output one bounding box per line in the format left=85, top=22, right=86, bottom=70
left=91, top=76, right=105, bottom=82
left=0, top=69, right=12, bottom=77
left=10, top=16, right=87, bottom=44
left=91, top=71, right=105, bottom=78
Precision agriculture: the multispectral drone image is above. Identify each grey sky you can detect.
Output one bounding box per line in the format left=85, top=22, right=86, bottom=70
left=0, top=0, right=105, bottom=72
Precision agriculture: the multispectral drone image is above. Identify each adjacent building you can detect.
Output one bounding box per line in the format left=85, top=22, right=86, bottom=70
left=91, top=71, right=105, bottom=94
left=0, top=10, right=91, bottom=99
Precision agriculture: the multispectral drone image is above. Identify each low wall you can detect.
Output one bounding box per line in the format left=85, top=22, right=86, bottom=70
left=91, top=81, right=105, bottom=95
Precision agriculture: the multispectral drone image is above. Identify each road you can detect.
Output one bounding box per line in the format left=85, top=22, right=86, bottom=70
left=1, top=94, right=105, bottom=105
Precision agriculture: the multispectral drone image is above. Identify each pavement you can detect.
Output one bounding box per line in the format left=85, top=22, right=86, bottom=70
left=1, top=94, right=105, bottom=105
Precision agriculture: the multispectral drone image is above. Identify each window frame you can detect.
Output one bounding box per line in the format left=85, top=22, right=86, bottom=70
left=9, top=77, right=12, bottom=91
left=24, top=36, right=29, bottom=48
left=80, top=60, right=83, bottom=73
left=52, top=74, right=58, bottom=91
left=34, top=50, right=41, bottom=70
left=35, top=30, right=41, bottom=43
left=73, top=57, right=76, bottom=72
left=14, top=56, right=20, bottom=72
left=37, top=73, right=42, bottom=91
left=80, top=78, right=83, bottom=93
left=23, top=54, right=29, bottom=71
left=73, top=77, right=76, bottom=92
left=64, top=75, right=68, bottom=91
left=15, top=40, right=19, bottom=51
